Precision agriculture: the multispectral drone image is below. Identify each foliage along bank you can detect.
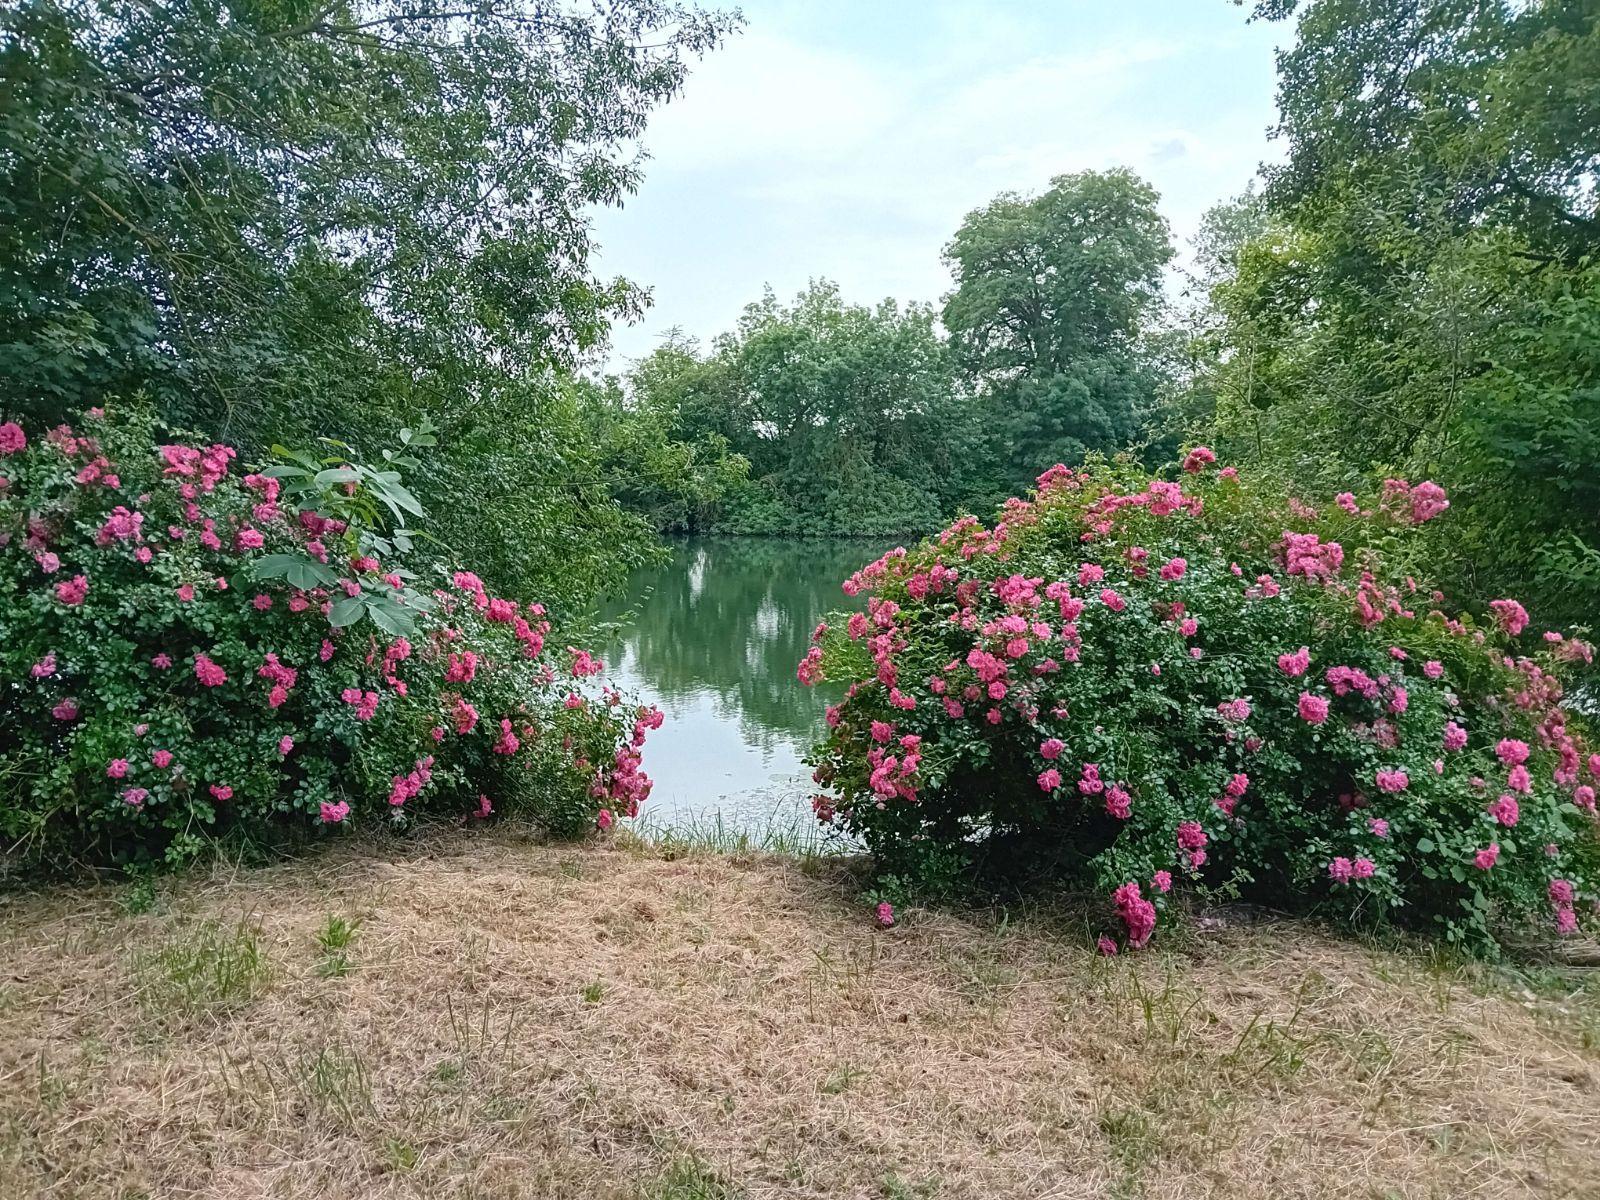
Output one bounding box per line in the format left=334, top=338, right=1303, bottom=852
left=0, top=408, right=657, bottom=873
left=801, top=449, right=1599, bottom=954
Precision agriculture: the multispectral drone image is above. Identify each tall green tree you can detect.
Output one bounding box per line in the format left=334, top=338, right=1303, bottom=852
left=1199, top=0, right=1600, bottom=627
left=941, top=168, right=1174, bottom=489
left=1258, top=0, right=1599, bottom=264
left=0, top=0, right=738, bottom=608
left=571, top=337, right=750, bottom=535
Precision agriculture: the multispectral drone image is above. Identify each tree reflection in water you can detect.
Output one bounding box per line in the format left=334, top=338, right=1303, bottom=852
left=598, top=537, right=893, bottom=832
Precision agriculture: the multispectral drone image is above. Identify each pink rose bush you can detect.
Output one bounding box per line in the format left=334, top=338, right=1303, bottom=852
left=1, top=408, right=656, bottom=870
left=801, top=453, right=1599, bottom=954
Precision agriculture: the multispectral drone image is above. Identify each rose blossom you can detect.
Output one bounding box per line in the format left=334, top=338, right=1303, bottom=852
left=1298, top=692, right=1330, bottom=724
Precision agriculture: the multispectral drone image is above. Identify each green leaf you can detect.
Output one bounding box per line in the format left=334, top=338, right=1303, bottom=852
left=328, top=596, right=366, bottom=627
left=366, top=603, right=413, bottom=636
left=269, top=446, right=320, bottom=470
left=286, top=560, right=340, bottom=590
left=251, top=553, right=302, bottom=580
left=253, top=553, right=339, bottom=591
left=382, top=481, right=425, bottom=517
left=261, top=463, right=312, bottom=479
left=314, top=467, right=360, bottom=487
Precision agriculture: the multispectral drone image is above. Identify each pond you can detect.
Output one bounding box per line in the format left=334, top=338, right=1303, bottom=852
left=599, top=536, right=893, bottom=838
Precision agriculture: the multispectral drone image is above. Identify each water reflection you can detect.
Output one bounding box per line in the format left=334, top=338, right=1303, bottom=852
left=599, top=537, right=892, bottom=832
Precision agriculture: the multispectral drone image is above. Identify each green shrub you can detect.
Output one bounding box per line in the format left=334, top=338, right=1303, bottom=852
left=0, top=406, right=659, bottom=872
left=802, top=454, right=1600, bottom=953
left=715, top=478, right=800, bottom=536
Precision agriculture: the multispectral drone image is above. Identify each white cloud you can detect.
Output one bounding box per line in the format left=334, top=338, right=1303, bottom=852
left=591, top=4, right=1288, bottom=369
left=638, top=30, right=909, bottom=171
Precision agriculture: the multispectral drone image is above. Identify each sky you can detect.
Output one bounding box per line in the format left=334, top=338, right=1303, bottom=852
left=590, top=1, right=1292, bottom=370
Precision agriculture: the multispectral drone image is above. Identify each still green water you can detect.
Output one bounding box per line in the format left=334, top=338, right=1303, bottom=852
left=599, top=537, right=892, bottom=834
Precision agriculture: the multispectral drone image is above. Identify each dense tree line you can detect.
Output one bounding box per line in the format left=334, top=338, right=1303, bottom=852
left=3, top=0, right=1594, bottom=632
left=1188, top=0, right=1600, bottom=630
left=613, top=169, right=1177, bottom=536
left=603, top=0, right=1597, bottom=635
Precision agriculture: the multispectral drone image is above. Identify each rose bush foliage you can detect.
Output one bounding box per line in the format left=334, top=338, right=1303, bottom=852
left=0, top=408, right=657, bottom=872
left=802, top=452, right=1600, bottom=953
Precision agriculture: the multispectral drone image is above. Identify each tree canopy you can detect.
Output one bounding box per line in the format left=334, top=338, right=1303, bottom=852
left=2, top=0, right=737, bottom=431
left=1, top=0, right=740, bottom=609
left=3, top=0, right=1593, bottom=633
left=622, top=281, right=991, bottom=536
left=942, top=168, right=1173, bottom=491
left=1191, top=0, right=1600, bottom=627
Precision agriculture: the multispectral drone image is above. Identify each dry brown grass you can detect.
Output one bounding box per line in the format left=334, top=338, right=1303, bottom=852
left=1, top=828, right=1597, bottom=1200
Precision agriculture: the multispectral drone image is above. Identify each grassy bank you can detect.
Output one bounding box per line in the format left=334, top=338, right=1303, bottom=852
left=1, top=828, right=1597, bottom=1199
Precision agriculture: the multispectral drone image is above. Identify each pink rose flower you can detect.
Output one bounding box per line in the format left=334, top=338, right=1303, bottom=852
left=1217, top=697, right=1251, bottom=723
left=1489, top=598, right=1528, bottom=637
left=1488, top=794, right=1519, bottom=827
left=55, top=575, right=90, bottom=606
left=1298, top=692, right=1330, bottom=724
left=193, top=653, right=227, bottom=687
left=1375, top=768, right=1409, bottom=794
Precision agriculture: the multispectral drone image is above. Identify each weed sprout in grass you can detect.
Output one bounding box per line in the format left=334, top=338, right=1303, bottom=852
left=314, top=914, right=362, bottom=978
left=135, top=916, right=270, bottom=1017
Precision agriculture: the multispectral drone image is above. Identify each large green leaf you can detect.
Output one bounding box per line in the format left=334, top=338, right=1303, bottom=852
left=251, top=553, right=303, bottom=580
left=287, top=560, right=341, bottom=590
left=252, top=553, right=340, bottom=591
left=366, top=602, right=414, bottom=636
left=328, top=596, right=366, bottom=627
left=261, top=464, right=313, bottom=480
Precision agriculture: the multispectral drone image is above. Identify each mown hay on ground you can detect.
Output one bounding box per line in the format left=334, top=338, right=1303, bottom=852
left=1, top=829, right=1597, bottom=1199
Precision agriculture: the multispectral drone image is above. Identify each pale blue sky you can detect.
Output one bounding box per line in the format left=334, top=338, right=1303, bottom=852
left=591, top=1, right=1290, bottom=368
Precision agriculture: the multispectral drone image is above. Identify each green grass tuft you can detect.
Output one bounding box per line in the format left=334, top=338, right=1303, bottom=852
left=643, top=1153, right=742, bottom=1199
left=314, top=913, right=363, bottom=978
left=135, top=916, right=270, bottom=1017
